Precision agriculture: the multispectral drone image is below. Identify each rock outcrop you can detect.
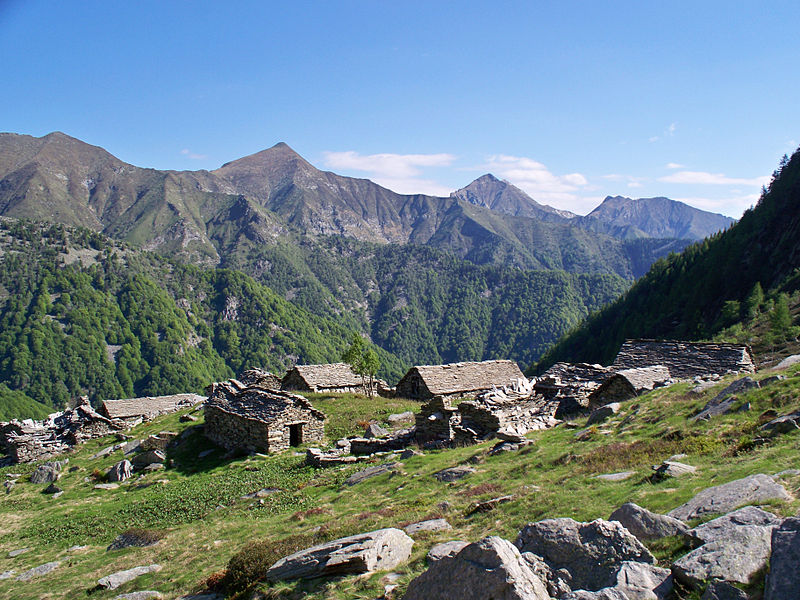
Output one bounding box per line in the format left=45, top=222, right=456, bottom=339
left=764, top=517, right=800, bottom=600
left=609, top=503, right=689, bottom=542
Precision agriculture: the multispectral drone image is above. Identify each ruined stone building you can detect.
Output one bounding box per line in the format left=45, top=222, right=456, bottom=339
left=534, top=362, right=612, bottom=416
left=99, top=393, right=205, bottom=424
left=611, top=339, right=755, bottom=379
left=588, top=365, right=671, bottom=406
left=0, top=397, right=123, bottom=463
left=281, top=363, right=367, bottom=394
left=205, top=379, right=325, bottom=453
left=395, top=360, right=525, bottom=402
left=239, top=367, right=282, bottom=390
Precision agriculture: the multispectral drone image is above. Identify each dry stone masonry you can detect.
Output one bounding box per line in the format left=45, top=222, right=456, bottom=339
left=395, top=359, right=525, bottom=401
left=611, top=339, right=755, bottom=379
left=204, top=378, right=324, bottom=453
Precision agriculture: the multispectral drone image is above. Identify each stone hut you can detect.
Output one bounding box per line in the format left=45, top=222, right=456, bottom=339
left=239, top=367, right=282, bottom=390
left=611, top=339, right=755, bottom=379
left=534, top=362, right=612, bottom=416
left=205, top=379, right=325, bottom=453
left=0, top=397, right=123, bottom=463
left=396, top=360, right=525, bottom=402
left=99, top=393, right=205, bottom=424
left=588, top=365, right=671, bottom=407
left=281, top=363, right=366, bottom=394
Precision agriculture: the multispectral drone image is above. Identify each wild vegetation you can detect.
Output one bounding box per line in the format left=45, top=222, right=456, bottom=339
left=2, top=364, right=800, bottom=599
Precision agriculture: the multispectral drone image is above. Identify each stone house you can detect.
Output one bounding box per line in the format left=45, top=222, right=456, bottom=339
left=395, top=360, right=525, bottom=402
left=99, top=393, right=205, bottom=424
left=281, top=363, right=367, bottom=394
left=205, top=379, right=325, bottom=453
left=588, top=365, right=671, bottom=407
left=534, top=362, right=612, bottom=416
left=611, top=339, right=755, bottom=379
left=239, top=367, right=282, bottom=390
left=0, top=397, right=123, bottom=463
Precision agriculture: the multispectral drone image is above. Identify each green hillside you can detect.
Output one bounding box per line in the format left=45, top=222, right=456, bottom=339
left=533, top=149, right=800, bottom=373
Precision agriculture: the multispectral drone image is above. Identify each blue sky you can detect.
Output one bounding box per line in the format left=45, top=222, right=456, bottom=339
left=1, top=1, right=798, bottom=217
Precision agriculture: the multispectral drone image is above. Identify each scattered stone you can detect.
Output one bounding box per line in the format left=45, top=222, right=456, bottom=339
left=469, top=494, right=515, bottom=514
left=652, top=461, right=697, bottom=481
left=179, top=413, right=198, bottom=422
left=113, top=592, right=162, bottom=600
left=403, top=518, right=452, bottom=535
left=8, top=547, right=32, bottom=557
left=436, top=501, right=452, bottom=512
left=4, top=480, right=15, bottom=493
left=761, top=410, right=800, bottom=434
left=68, top=545, right=88, bottom=551
left=131, top=450, right=166, bottom=468
left=515, top=518, right=655, bottom=591
left=176, top=595, right=223, bottom=600
left=97, top=564, right=162, bottom=590
left=427, top=540, right=469, bottom=562
left=776, top=468, right=800, bottom=477
left=0, top=570, right=15, bottom=580
left=43, top=482, right=62, bottom=494
left=94, top=483, right=120, bottom=490
left=764, top=517, right=800, bottom=600
left=433, top=466, right=475, bottom=482
left=30, top=460, right=68, bottom=484
left=399, top=448, right=422, bottom=459
left=108, top=459, right=133, bottom=482
left=686, top=506, right=781, bottom=546
left=611, top=561, right=673, bottom=599
left=775, top=354, right=800, bottom=370
left=609, top=503, right=689, bottom=542
left=144, top=463, right=165, bottom=472
left=564, top=589, right=629, bottom=599
left=122, top=439, right=142, bottom=455
left=595, top=471, right=636, bottom=482
left=364, top=423, right=389, bottom=440
left=672, top=523, right=773, bottom=589
left=344, top=463, right=398, bottom=486
left=16, top=560, right=61, bottom=581
left=108, top=530, right=162, bottom=551
left=140, top=433, right=176, bottom=452
left=667, top=473, right=790, bottom=521
left=701, top=581, right=748, bottom=600
left=241, top=488, right=280, bottom=499
left=265, top=527, right=413, bottom=581
left=587, top=403, right=621, bottom=426
left=694, top=377, right=760, bottom=420
left=404, top=536, right=550, bottom=600
left=92, top=442, right=124, bottom=459
left=388, top=411, right=415, bottom=425
left=668, top=453, right=688, bottom=461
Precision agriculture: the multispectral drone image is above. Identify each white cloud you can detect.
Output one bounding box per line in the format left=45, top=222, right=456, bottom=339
left=482, top=154, right=593, bottom=212
left=659, top=170, right=769, bottom=186
left=181, top=148, right=207, bottom=160
left=673, top=193, right=761, bottom=218
left=668, top=122, right=677, bottom=136
left=602, top=173, right=646, bottom=188
left=666, top=162, right=684, bottom=169
left=322, top=150, right=456, bottom=195
left=648, top=136, right=660, bottom=143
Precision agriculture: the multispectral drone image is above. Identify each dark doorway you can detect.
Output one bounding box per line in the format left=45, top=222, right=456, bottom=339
left=289, top=423, right=303, bottom=447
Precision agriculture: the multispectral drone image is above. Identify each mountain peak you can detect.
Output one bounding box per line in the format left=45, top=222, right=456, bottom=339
left=452, top=174, right=576, bottom=221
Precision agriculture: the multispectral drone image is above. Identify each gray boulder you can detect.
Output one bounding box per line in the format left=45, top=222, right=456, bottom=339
left=515, top=518, right=655, bottom=591
left=97, top=564, right=162, bottom=590
left=427, top=540, right=469, bottom=563
left=265, top=527, right=413, bottom=581
left=686, top=506, right=781, bottom=546
left=652, top=461, right=697, bottom=481
left=131, top=450, right=166, bottom=468
left=107, top=460, right=133, bottom=483
left=364, top=423, right=389, bottom=438
left=701, top=581, right=749, bottom=600
left=612, top=561, right=673, bottom=600
left=403, top=536, right=550, bottom=600
left=609, top=502, right=689, bottom=542
left=595, top=471, right=636, bottom=482
left=564, top=590, right=628, bottom=600
left=433, top=466, right=475, bottom=482
left=775, top=354, right=800, bottom=369
left=587, top=403, right=621, bottom=426
left=387, top=411, right=414, bottom=425
left=761, top=410, right=800, bottom=434
left=694, top=377, right=760, bottom=420
left=667, top=473, right=790, bottom=522
left=30, top=460, right=68, bottom=484
left=671, top=525, right=773, bottom=589
left=403, top=518, right=451, bottom=535
left=764, top=517, right=800, bottom=600
left=16, top=560, right=61, bottom=581
left=113, top=593, right=163, bottom=600
left=344, top=463, right=397, bottom=486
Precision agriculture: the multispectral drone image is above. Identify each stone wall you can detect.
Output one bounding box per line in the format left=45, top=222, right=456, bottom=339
left=612, top=340, right=755, bottom=379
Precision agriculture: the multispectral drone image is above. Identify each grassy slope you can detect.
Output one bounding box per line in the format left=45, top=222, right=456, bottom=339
left=2, top=370, right=800, bottom=599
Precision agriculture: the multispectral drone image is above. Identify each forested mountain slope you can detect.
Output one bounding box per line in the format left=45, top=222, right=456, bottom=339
left=533, top=150, right=800, bottom=372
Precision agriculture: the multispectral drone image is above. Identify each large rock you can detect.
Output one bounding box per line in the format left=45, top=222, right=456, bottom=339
left=107, top=460, right=133, bottom=483
left=433, top=466, right=475, bottom=482
left=30, top=460, right=68, bottom=484
left=403, top=536, right=550, bottom=600
left=564, top=591, right=628, bottom=600
left=97, top=564, right=162, bottom=590
left=667, top=474, right=790, bottom=522
left=403, top=518, right=451, bottom=535
left=15, top=560, right=61, bottom=581
left=131, top=450, right=166, bottom=468
left=609, top=502, right=689, bottom=542
left=586, top=403, right=621, bottom=426
left=515, top=518, right=655, bottom=591
left=694, top=377, right=760, bottom=420
left=426, top=540, right=469, bottom=563
left=671, top=525, right=773, bottom=589
left=651, top=461, right=697, bottom=481
left=344, top=463, right=397, bottom=486
left=764, top=517, right=800, bottom=600
left=265, top=527, right=413, bottom=581
left=612, top=561, right=673, bottom=600
left=686, top=506, right=781, bottom=546
left=701, top=581, right=749, bottom=600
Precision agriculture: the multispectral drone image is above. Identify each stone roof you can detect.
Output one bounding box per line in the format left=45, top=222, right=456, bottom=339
left=283, top=363, right=363, bottom=390
left=614, top=365, right=671, bottom=392
left=100, top=393, right=205, bottom=420
left=403, top=360, right=525, bottom=396
left=612, top=339, right=755, bottom=379
left=206, top=382, right=325, bottom=423
left=539, top=362, right=612, bottom=386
